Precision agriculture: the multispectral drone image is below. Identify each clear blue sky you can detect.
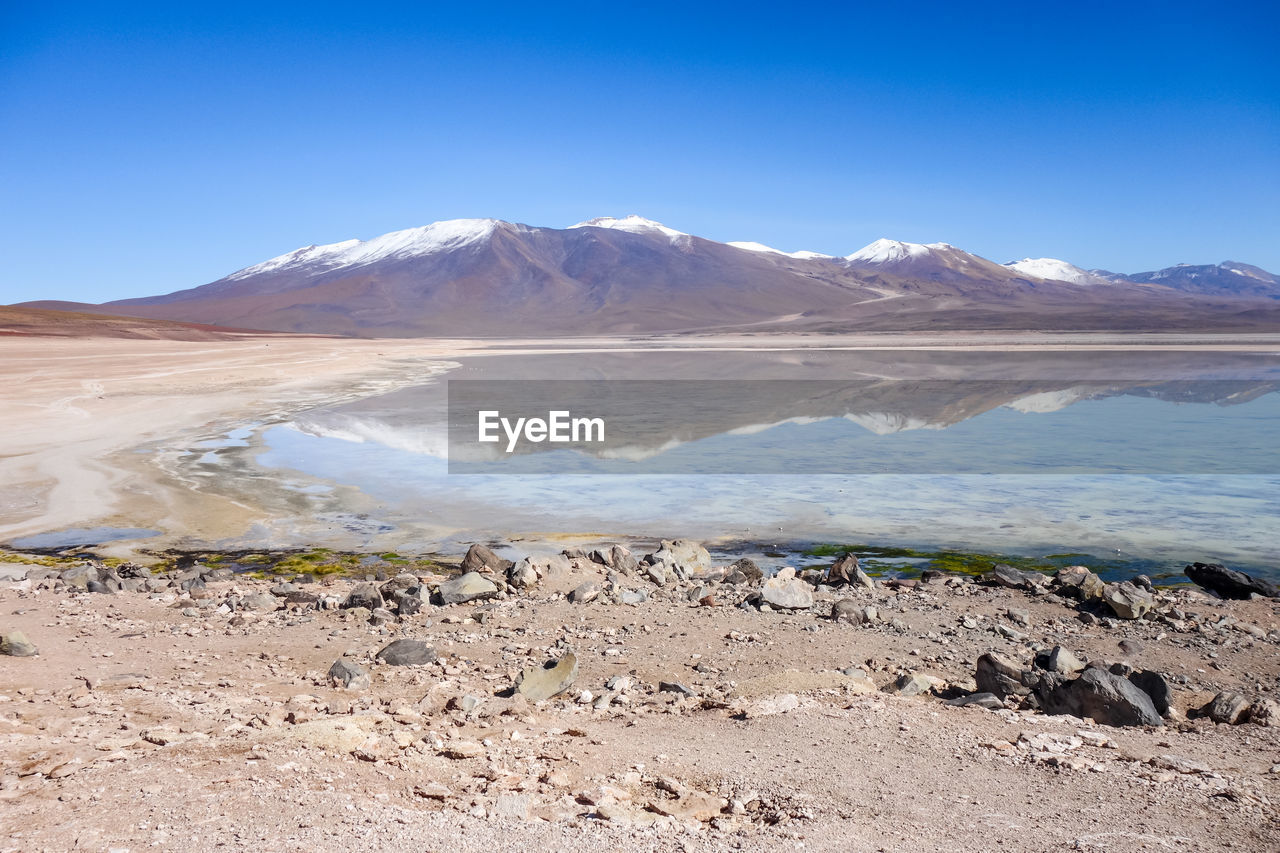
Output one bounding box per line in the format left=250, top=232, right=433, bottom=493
left=2, top=1, right=1276, bottom=304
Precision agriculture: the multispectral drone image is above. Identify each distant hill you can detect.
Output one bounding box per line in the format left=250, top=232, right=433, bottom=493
left=0, top=305, right=288, bottom=340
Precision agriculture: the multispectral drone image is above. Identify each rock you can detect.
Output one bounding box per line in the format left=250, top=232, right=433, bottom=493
left=440, top=740, right=486, bottom=759
left=379, top=573, right=419, bottom=602
left=830, top=599, right=863, bottom=622
left=1034, top=646, right=1085, bottom=676
left=618, top=588, right=649, bottom=605
left=975, top=652, right=1028, bottom=698
left=375, top=639, right=437, bottom=667
left=437, top=572, right=499, bottom=605
left=1127, top=670, right=1172, bottom=716
left=448, top=694, right=484, bottom=714
left=328, top=658, right=370, bottom=690
left=59, top=563, right=100, bottom=590
left=945, top=692, right=1003, bottom=710
left=568, top=580, right=601, bottom=604
left=1102, top=581, right=1154, bottom=620
left=0, top=630, right=37, bottom=657
left=724, top=557, right=762, bottom=582
left=646, top=539, right=709, bottom=584
left=982, top=564, right=1041, bottom=590
left=341, top=583, right=382, bottom=610
left=492, top=793, right=531, bottom=821
left=1037, top=668, right=1163, bottom=727
left=1184, top=562, right=1279, bottom=599
left=761, top=568, right=813, bottom=610
left=1055, top=565, right=1108, bottom=601
left=1204, top=691, right=1251, bottom=724
left=659, top=681, right=697, bottom=696
left=1118, top=639, right=1144, bottom=656
left=826, top=553, right=875, bottom=591
left=460, top=544, right=513, bottom=575
left=516, top=652, right=578, bottom=702
left=739, top=693, right=801, bottom=718
left=884, top=672, right=943, bottom=697
left=643, top=563, right=666, bottom=587
left=396, top=591, right=424, bottom=617
left=239, top=592, right=279, bottom=612
left=608, top=545, right=639, bottom=573
left=1248, top=698, right=1280, bottom=727
left=507, top=558, right=539, bottom=589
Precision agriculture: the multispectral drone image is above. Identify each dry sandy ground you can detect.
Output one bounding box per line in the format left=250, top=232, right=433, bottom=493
left=5, top=332, right=1280, bottom=552
left=1, top=553, right=1277, bottom=852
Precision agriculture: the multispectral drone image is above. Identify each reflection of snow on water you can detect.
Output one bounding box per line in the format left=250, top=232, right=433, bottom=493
left=231, top=350, right=1280, bottom=579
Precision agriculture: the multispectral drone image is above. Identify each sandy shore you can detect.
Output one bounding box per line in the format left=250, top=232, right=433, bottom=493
left=0, top=546, right=1277, bottom=851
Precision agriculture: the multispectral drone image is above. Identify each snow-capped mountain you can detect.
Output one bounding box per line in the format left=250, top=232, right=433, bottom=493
left=1003, top=258, right=1115, bottom=286
left=20, top=217, right=1280, bottom=336
left=569, top=215, right=688, bottom=240
left=845, top=238, right=954, bottom=265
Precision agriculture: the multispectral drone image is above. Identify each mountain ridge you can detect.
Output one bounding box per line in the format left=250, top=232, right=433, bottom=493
left=15, top=217, right=1280, bottom=337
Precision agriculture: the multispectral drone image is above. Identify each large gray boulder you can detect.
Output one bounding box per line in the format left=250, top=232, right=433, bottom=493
left=437, top=572, right=499, bottom=605
left=1184, top=562, right=1279, bottom=600
left=761, top=569, right=813, bottom=610
left=1102, top=581, right=1154, bottom=620
left=1037, top=668, right=1163, bottom=727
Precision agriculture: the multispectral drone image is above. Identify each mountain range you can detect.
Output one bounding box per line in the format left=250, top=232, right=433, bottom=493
left=18, top=216, right=1280, bottom=336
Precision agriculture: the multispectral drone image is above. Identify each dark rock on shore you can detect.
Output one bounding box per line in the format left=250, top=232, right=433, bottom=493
left=976, top=652, right=1028, bottom=698
left=825, top=553, right=875, bottom=591
left=945, top=692, right=1004, bottom=710
left=460, top=544, right=513, bottom=575
left=724, top=558, right=762, bottom=584
left=1184, top=562, right=1279, bottom=600
left=982, top=564, right=1042, bottom=591
left=1036, top=668, right=1162, bottom=727
left=328, top=657, right=370, bottom=689
left=376, top=639, right=437, bottom=666
left=342, top=583, right=382, bottom=610
left=1204, top=691, right=1251, bottom=724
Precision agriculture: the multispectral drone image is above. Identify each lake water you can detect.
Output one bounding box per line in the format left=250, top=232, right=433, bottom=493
left=237, top=348, right=1280, bottom=582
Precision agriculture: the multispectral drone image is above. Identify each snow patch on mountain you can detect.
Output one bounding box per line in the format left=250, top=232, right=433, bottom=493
left=570, top=215, right=688, bottom=239
left=727, top=241, right=833, bottom=261
left=226, top=219, right=502, bottom=280
left=1004, top=258, right=1113, bottom=286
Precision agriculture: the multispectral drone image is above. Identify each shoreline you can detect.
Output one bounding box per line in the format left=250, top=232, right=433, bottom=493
left=1, top=535, right=1277, bottom=850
